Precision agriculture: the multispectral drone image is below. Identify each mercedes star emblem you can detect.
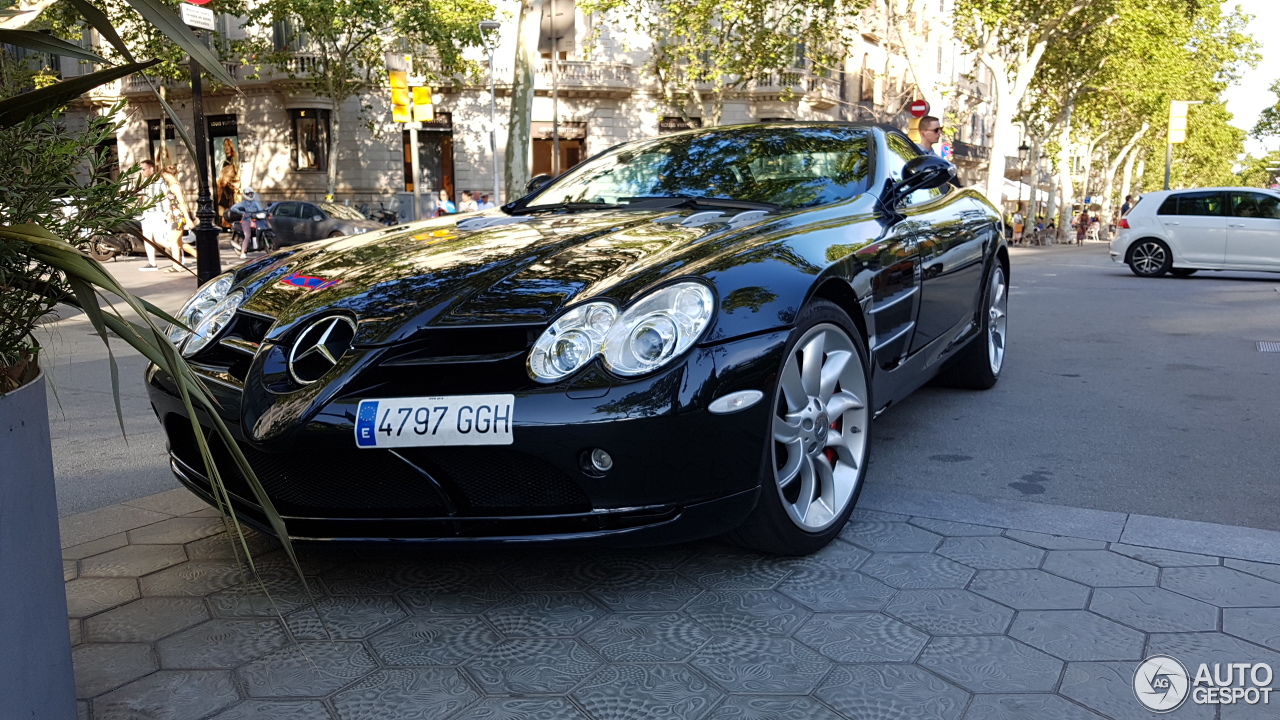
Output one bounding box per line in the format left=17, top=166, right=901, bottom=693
left=288, top=315, right=357, bottom=385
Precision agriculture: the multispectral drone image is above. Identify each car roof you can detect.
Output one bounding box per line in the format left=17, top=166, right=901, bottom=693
left=1143, top=187, right=1280, bottom=196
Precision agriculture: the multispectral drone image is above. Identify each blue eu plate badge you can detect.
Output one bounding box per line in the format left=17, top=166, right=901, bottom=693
left=355, top=400, right=380, bottom=447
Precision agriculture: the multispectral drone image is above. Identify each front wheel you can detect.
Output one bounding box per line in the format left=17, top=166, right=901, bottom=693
left=726, top=300, right=870, bottom=555
left=1128, top=239, right=1172, bottom=277
left=933, top=262, right=1007, bottom=390
left=80, top=236, right=118, bottom=262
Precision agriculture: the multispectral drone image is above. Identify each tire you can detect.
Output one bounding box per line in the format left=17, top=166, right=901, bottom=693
left=1170, top=268, right=1198, bottom=278
left=327, top=231, right=345, bottom=238
left=80, top=236, right=118, bottom=262
left=1128, top=239, right=1172, bottom=277
left=725, top=300, right=871, bottom=555
left=934, top=261, right=1007, bottom=390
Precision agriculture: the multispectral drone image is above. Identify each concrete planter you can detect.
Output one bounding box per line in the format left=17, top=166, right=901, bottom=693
left=0, top=372, right=77, bottom=720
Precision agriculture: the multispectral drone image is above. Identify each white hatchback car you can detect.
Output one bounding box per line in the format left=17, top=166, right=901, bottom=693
left=1110, top=187, right=1280, bottom=277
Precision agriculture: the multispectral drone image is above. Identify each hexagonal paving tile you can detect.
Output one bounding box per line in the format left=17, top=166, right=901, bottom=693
left=367, top=615, right=501, bottom=666
left=92, top=670, right=239, bottom=720
left=677, top=548, right=799, bottom=590
left=594, top=544, right=701, bottom=573
left=852, top=508, right=909, bottom=522
left=1009, top=610, right=1145, bottom=661
left=1162, top=566, right=1280, bottom=607
left=1108, top=543, right=1218, bottom=567
left=1060, top=662, right=1215, bottom=720
left=398, top=573, right=514, bottom=616
left=580, top=613, right=710, bottom=663
left=962, top=694, right=1107, bottom=720
left=919, top=636, right=1063, bottom=692
left=588, top=571, right=703, bottom=612
left=572, top=664, right=723, bottom=719
left=64, top=559, right=79, bottom=581
left=451, top=697, right=592, bottom=719
left=64, top=577, right=140, bottom=618
left=1224, top=608, right=1280, bottom=651
left=970, top=569, right=1091, bottom=610
left=1042, top=550, right=1159, bottom=587
left=816, top=664, right=970, bottom=720
left=785, top=539, right=870, bottom=573
left=1003, top=531, right=1107, bottom=550
left=691, top=636, right=831, bottom=694
left=238, top=641, right=378, bottom=698
left=209, top=700, right=332, bottom=720
left=63, top=533, right=129, bottom=561
left=685, top=590, right=809, bottom=636
left=885, top=589, right=1015, bottom=635
left=937, top=536, right=1046, bottom=570
left=839, top=521, right=943, bottom=553
left=910, top=517, right=1003, bottom=537
left=85, top=597, right=210, bottom=643
left=284, top=595, right=408, bottom=640
left=331, top=668, right=479, bottom=720
left=1225, top=559, right=1280, bottom=584
left=70, top=619, right=82, bottom=646
left=156, top=619, right=289, bottom=669
left=1089, top=586, right=1219, bottom=633
left=139, top=561, right=248, bottom=597
left=794, top=612, right=928, bottom=662
left=318, top=562, right=435, bottom=595
left=73, top=643, right=157, bottom=698
left=858, top=552, right=975, bottom=589
left=1147, top=632, right=1280, bottom=672
left=775, top=569, right=895, bottom=613
left=128, top=517, right=227, bottom=545
left=704, top=696, right=847, bottom=720
left=465, top=638, right=603, bottom=694
left=482, top=592, right=606, bottom=637
left=80, top=544, right=188, bottom=578
left=184, top=531, right=280, bottom=562
left=500, top=553, right=609, bottom=591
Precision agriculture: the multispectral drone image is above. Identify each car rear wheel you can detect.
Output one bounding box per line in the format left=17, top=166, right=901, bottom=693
left=1170, top=268, right=1198, bottom=278
left=328, top=231, right=345, bottom=238
left=726, top=300, right=870, bottom=555
left=1128, top=239, right=1171, bottom=277
left=934, top=262, right=1007, bottom=390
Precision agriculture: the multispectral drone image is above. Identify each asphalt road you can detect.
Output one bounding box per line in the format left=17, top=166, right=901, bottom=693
left=43, top=241, right=1280, bottom=532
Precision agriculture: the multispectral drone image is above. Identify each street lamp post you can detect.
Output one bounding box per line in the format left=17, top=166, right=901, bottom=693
left=1017, top=141, right=1029, bottom=242
left=480, top=20, right=501, bottom=204
left=189, top=33, right=220, bottom=285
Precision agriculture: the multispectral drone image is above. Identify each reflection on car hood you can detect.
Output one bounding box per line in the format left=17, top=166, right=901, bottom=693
left=238, top=208, right=783, bottom=345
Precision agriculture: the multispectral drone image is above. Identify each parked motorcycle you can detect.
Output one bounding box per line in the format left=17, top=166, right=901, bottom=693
left=361, top=202, right=398, bottom=226
left=77, top=220, right=150, bottom=262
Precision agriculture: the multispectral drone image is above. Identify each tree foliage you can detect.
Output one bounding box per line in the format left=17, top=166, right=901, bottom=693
left=1252, top=80, right=1280, bottom=140
left=579, top=0, right=868, bottom=126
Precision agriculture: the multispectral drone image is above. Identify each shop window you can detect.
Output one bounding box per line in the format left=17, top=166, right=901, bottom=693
left=290, top=109, right=329, bottom=171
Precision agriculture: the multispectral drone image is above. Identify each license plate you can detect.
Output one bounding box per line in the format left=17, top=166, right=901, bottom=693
left=354, top=395, right=514, bottom=448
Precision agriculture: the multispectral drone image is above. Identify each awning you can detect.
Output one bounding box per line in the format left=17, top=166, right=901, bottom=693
left=1001, top=178, right=1049, bottom=204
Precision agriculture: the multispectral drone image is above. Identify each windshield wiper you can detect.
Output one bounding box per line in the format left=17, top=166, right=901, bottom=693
left=619, top=196, right=780, bottom=213
left=509, top=201, right=621, bottom=215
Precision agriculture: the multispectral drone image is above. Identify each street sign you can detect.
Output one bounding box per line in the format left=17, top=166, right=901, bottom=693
left=182, top=0, right=213, bottom=6
left=179, top=3, right=215, bottom=29
left=910, top=99, right=930, bottom=118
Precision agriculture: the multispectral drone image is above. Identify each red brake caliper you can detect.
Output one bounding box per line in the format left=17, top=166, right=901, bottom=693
left=824, top=417, right=841, bottom=465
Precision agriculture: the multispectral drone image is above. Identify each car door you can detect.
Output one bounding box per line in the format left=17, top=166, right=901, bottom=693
left=1225, top=190, right=1280, bottom=269
left=1157, top=191, right=1226, bottom=267
left=298, top=203, right=324, bottom=243
left=270, top=202, right=300, bottom=246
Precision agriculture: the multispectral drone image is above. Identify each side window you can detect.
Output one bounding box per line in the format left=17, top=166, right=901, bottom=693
left=1172, top=191, right=1224, bottom=217
left=1230, top=191, right=1280, bottom=219
left=1157, top=196, right=1178, bottom=215
left=299, top=203, right=321, bottom=219
left=273, top=202, right=298, bottom=218
left=883, top=134, right=940, bottom=205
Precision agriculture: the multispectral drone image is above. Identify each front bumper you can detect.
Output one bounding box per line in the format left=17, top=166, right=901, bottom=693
left=147, top=330, right=790, bottom=544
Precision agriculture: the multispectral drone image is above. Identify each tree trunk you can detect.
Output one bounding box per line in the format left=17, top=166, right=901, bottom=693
left=1056, top=120, right=1074, bottom=239
left=505, top=0, right=541, bottom=201
left=982, top=84, right=1015, bottom=206
left=1028, top=135, right=1043, bottom=222
left=1098, top=123, right=1148, bottom=223
left=1119, top=144, right=1140, bottom=210
left=326, top=99, right=341, bottom=199
left=1134, top=152, right=1147, bottom=196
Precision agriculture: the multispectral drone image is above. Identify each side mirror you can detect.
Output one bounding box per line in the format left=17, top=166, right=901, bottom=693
left=525, top=174, right=554, bottom=194
left=896, top=155, right=957, bottom=199
left=312, top=215, right=323, bottom=222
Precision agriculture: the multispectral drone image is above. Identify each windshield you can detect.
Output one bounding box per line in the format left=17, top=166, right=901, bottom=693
left=530, top=126, right=872, bottom=210
left=321, top=203, right=367, bottom=221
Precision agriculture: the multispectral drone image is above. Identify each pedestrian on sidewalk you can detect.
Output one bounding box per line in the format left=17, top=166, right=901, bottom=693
left=459, top=191, right=479, bottom=213
left=434, top=189, right=456, bottom=216
left=136, top=160, right=168, bottom=271
left=1012, top=208, right=1025, bottom=246
left=159, top=166, right=194, bottom=272
left=1076, top=210, right=1089, bottom=245
left=1121, top=194, right=1135, bottom=216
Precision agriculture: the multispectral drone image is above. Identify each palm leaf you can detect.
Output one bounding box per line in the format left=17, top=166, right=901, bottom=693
left=0, top=29, right=106, bottom=63
left=121, top=0, right=237, bottom=88
left=0, top=60, right=158, bottom=127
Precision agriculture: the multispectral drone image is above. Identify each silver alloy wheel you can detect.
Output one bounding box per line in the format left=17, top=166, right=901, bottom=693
left=988, top=265, right=1008, bottom=374
left=1132, top=241, right=1167, bottom=275
left=771, top=324, right=869, bottom=531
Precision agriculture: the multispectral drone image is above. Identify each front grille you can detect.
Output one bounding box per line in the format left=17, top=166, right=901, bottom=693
left=188, top=311, right=275, bottom=383
left=167, top=416, right=590, bottom=518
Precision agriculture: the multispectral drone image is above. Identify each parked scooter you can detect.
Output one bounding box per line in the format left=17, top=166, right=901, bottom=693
left=77, top=220, right=150, bottom=262
left=361, top=202, right=398, bottom=226
left=226, top=209, right=274, bottom=253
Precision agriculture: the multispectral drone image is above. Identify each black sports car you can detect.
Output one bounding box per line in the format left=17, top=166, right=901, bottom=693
left=146, top=123, right=1007, bottom=554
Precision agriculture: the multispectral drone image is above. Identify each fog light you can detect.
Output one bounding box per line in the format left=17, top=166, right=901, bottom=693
left=590, top=448, right=614, bottom=473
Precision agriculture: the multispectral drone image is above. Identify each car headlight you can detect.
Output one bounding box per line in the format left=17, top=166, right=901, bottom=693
left=527, top=281, right=715, bottom=382
left=528, top=301, right=618, bottom=382
left=168, top=273, right=235, bottom=348
left=181, top=290, right=245, bottom=357
left=602, top=283, right=714, bottom=376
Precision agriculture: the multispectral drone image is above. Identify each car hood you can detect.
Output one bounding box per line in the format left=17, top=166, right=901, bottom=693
left=237, top=208, right=783, bottom=345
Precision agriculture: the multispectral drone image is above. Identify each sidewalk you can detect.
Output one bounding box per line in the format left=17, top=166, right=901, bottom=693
left=64, top=486, right=1280, bottom=720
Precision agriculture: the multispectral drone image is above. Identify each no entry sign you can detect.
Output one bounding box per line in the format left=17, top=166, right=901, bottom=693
left=910, top=100, right=930, bottom=118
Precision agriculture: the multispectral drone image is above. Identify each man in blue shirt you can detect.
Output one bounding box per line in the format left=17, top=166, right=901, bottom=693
left=918, top=116, right=943, bottom=156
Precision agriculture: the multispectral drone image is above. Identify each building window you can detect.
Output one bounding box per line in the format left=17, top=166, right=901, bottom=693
left=273, top=18, right=307, bottom=51
left=290, top=109, right=329, bottom=171
left=146, top=118, right=178, bottom=167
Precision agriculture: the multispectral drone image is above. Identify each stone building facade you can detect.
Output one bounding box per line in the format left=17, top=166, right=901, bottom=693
left=65, top=0, right=995, bottom=218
